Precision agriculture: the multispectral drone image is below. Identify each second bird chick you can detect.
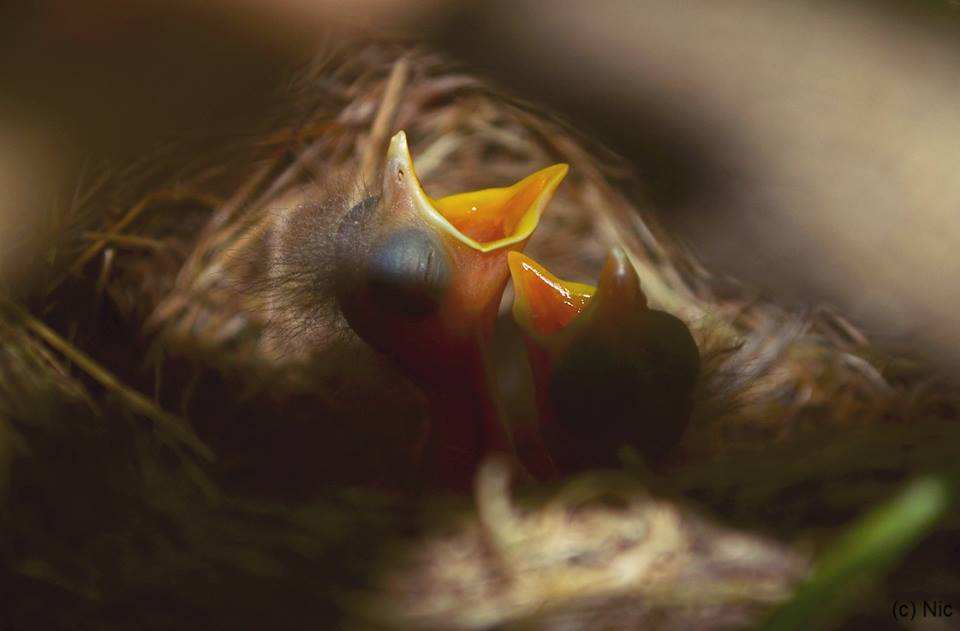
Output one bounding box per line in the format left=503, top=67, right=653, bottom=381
left=509, top=248, right=700, bottom=473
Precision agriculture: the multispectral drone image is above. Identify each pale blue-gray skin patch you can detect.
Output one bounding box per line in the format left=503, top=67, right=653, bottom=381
left=365, top=228, right=450, bottom=319
left=335, top=195, right=451, bottom=327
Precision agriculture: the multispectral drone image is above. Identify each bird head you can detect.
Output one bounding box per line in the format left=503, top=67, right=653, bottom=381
left=335, top=131, right=568, bottom=389
left=509, top=247, right=700, bottom=469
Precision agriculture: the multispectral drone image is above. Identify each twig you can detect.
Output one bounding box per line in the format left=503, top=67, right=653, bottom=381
left=83, top=232, right=167, bottom=251
left=361, top=56, right=411, bottom=184
left=56, top=189, right=220, bottom=291
left=255, top=121, right=340, bottom=148
left=2, top=297, right=214, bottom=462
left=95, top=247, right=115, bottom=297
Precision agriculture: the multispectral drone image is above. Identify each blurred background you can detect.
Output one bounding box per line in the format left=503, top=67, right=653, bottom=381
left=3, top=0, right=960, bottom=368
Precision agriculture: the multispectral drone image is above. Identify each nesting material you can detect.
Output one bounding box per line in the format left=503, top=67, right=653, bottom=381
left=368, top=461, right=805, bottom=630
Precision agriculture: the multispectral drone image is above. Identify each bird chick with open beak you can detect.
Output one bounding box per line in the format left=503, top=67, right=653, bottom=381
left=509, top=248, right=700, bottom=473
left=335, top=131, right=568, bottom=489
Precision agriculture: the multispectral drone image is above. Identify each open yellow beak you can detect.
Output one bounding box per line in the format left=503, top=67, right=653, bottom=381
left=385, top=131, right=568, bottom=253
left=508, top=252, right=595, bottom=339
left=339, top=130, right=570, bottom=357
left=508, top=247, right=647, bottom=345
left=351, top=130, right=569, bottom=360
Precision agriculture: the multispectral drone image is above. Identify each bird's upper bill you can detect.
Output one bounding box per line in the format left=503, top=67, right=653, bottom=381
left=508, top=252, right=594, bottom=337
left=509, top=248, right=648, bottom=341
left=386, top=131, right=568, bottom=253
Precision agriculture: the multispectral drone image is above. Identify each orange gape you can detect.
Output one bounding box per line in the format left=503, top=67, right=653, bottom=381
left=335, top=131, right=568, bottom=491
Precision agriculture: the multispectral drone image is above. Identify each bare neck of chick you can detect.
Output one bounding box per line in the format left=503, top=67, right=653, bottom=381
left=417, top=325, right=513, bottom=492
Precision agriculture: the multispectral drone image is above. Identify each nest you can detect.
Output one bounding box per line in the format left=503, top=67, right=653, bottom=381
left=2, top=42, right=959, bottom=630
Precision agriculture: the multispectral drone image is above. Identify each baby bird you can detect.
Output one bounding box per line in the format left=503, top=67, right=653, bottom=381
left=267, top=130, right=567, bottom=490
left=508, top=247, right=700, bottom=473
left=337, top=132, right=567, bottom=488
